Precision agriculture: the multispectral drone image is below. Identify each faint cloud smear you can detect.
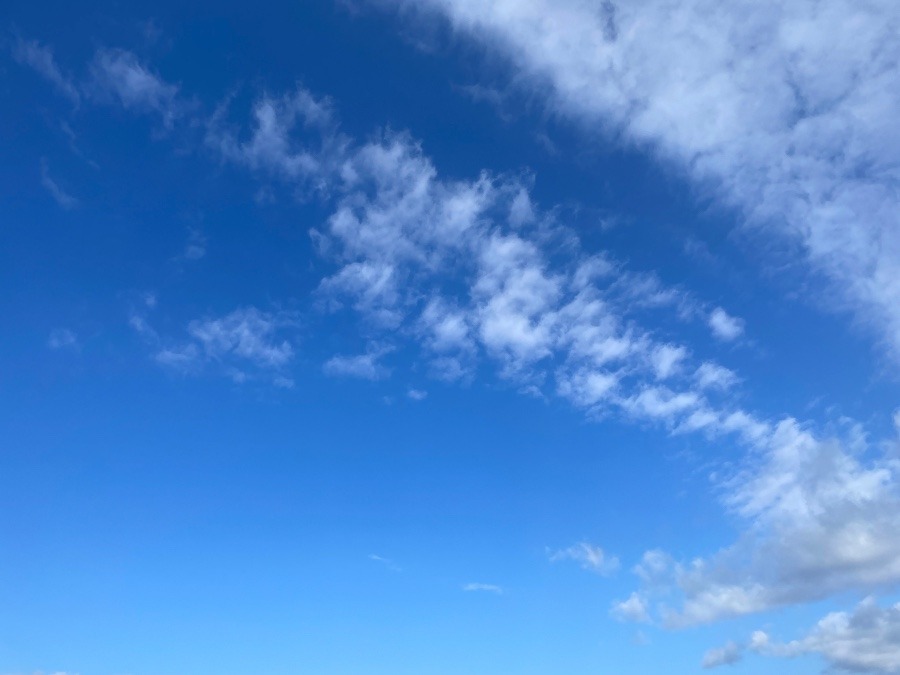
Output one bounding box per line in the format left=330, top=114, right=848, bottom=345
left=12, top=38, right=81, bottom=104
left=549, top=542, right=619, bottom=576
left=40, top=160, right=78, bottom=209
left=47, top=328, right=78, bottom=350
left=183, top=228, right=207, bottom=260
left=87, top=48, right=182, bottom=127
left=323, top=345, right=392, bottom=380
left=134, top=306, right=298, bottom=386
left=462, top=583, right=503, bottom=594
left=368, top=554, right=402, bottom=572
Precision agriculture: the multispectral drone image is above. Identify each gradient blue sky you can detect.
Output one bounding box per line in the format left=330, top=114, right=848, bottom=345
left=3, top=1, right=900, bottom=673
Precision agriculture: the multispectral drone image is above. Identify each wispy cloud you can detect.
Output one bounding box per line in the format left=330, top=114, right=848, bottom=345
left=548, top=542, right=619, bottom=576
left=368, top=554, right=402, bottom=572
left=13, top=39, right=184, bottom=129
left=12, top=38, right=80, bottom=104
left=323, top=344, right=393, bottom=380
left=462, top=583, right=503, bottom=594
left=132, top=305, right=298, bottom=386
left=182, top=228, right=207, bottom=261
left=40, top=160, right=78, bottom=209
left=47, top=328, right=78, bottom=350
left=87, top=48, right=182, bottom=126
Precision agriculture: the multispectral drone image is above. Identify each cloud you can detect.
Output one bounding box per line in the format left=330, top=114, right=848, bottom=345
left=462, top=583, right=503, bottom=594
left=207, top=87, right=345, bottom=188
left=610, top=592, right=650, bottom=623
left=368, top=554, right=402, bottom=572
left=87, top=49, right=182, bottom=126
left=186, top=307, right=295, bottom=368
left=14, top=39, right=185, bottom=129
left=134, top=306, right=297, bottom=385
left=708, top=308, right=744, bottom=342
left=616, top=418, right=900, bottom=629
left=407, top=388, right=428, bottom=400
left=388, top=0, right=900, bottom=360
left=694, top=362, right=739, bottom=391
left=12, top=38, right=81, bottom=104
left=702, top=640, right=742, bottom=668
left=323, top=344, right=393, bottom=380
left=183, top=228, right=206, bottom=260
left=40, top=160, right=78, bottom=209
left=549, top=542, right=619, bottom=576
left=749, top=598, right=900, bottom=673
left=651, top=344, right=688, bottom=380
left=47, top=328, right=78, bottom=350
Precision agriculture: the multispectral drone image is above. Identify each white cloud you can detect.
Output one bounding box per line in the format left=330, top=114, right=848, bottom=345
left=407, top=388, right=428, bottom=400
left=208, top=88, right=344, bottom=186
left=462, top=583, right=503, bottom=594
left=87, top=49, right=181, bottom=126
left=205, top=85, right=783, bottom=448
left=751, top=598, right=900, bottom=673
left=708, top=308, right=744, bottom=342
left=549, top=542, right=619, bottom=576
left=323, top=345, right=392, bottom=380
left=694, top=362, right=739, bottom=391
left=702, top=640, right=742, bottom=668
left=40, top=160, right=78, bottom=209
left=390, top=0, right=900, bottom=359
left=611, top=592, right=650, bottom=623
left=650, top=344, right=688, bottom=379
left=138, top=306, right=297, bottom=385
left=15, top=40, right=184, bottom=128
left=186, top=307, right=295, bottom=368
left=618, top=418, right=900, bottom=629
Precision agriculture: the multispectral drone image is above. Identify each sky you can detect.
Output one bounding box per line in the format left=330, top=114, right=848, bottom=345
left=2, top=0, right=900, bottom=673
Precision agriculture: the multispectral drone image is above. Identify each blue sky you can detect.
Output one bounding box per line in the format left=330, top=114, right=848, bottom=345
left=2, top=1, right=900, bottom=673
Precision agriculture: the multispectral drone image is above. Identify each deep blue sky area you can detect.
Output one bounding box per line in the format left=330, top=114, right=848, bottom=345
left=2, top=1, right=899, bottom=674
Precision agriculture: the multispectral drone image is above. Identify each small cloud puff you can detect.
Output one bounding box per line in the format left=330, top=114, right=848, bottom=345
left=708, top=308, right=744, bottom=342
left=702, top=641, right=742, bottom=668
